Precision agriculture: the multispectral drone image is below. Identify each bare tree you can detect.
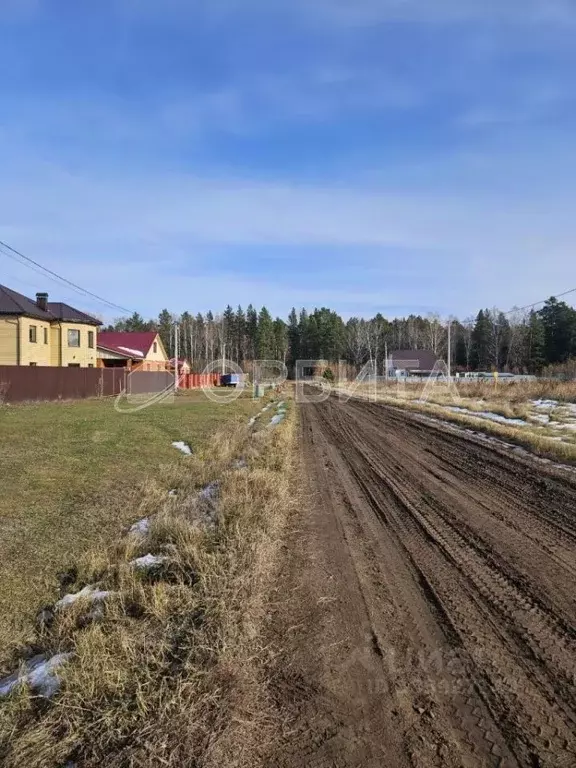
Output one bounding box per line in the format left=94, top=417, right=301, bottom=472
left=426, top=313, right=443, bottom=355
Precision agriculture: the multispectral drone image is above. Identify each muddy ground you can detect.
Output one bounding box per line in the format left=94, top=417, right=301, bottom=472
left=262, top=396, right=576, bottom=768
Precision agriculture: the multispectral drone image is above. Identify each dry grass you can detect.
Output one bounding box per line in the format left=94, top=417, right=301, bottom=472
left=0, top=393, right=296, bottom=767
left=371, top=379, right=576, bottom=407
left=337, top=381, right=576, bottom=464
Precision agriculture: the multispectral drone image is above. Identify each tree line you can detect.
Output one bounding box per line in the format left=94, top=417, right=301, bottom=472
left=104, top=297, right=576, bottom=375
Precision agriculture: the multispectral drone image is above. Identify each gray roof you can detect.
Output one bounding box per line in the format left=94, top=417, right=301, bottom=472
left=389, top=349, right=439, bottom=371
left=46, top=301, right=101, bottom=326
left=0, top=285, right=101, bottom=326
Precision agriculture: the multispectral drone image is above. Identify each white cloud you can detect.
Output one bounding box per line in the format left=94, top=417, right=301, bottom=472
left=1, top=154, right=575, bottom=320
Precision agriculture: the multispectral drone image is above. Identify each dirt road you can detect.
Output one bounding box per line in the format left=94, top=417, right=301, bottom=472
left=264, top=396, right=576, bottom=768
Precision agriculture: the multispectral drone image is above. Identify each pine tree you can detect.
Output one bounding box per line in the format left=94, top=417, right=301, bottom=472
left=235, top=305, right=246, bottom=364
left=298, top=309, right=310, bottom=358
left=273, top=317, right=288, bottom=362
left=471, top=309, right=491, bottom=370
left=539, top=297, right=576, bottom=364
left=179, top=311, right=192, bottom=360
left=256, top=307, right=276, bottom=359
left=246, top=304, right=258, bottom=361
left=526, top=310, right=546, bottom=372
left=121, top=312, right=152, bottom=332
left=222, top=305, right=235, bottom=359
left=206, top=310, right=215, bottom=365
left=156, top=309, right=173, bottom=355
left=313, top=307, right=345, bottom=361
left=287, top=307, right=300, bottom=368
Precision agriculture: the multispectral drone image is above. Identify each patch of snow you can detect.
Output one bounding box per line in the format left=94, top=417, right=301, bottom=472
left=446, top=406, right=528, bottom=427
left=55, top=585, right=110, bottom=610
left=248, top=417, right=257, bottom=426
left=172, top=441, right=193, bottom=456
left=261, top=404, right=272, bottom=412
left=276, top=401, right=285, bottom=409
left=129, top=517, right=151, bottom=535
left=269, top=413, right=286, bottom=427
left=550, top=422, right=576, bottom=431
left=0, top=653, right=73, bottom=699
left=130, top=553, right=168, bottom=570
left=198, top=481, right=220, bottom=501
left=531, top=399, right=559, bottom=409
left=168, top=489, right=178, bottom=497
left=118, top=345, right=145, bottom=356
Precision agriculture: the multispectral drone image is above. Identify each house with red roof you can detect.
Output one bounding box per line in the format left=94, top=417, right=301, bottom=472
left=97, top=331, right=169, bottom=371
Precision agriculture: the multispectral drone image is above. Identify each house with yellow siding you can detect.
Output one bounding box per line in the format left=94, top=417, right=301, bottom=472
left=0, top=284, right=101, bottom=367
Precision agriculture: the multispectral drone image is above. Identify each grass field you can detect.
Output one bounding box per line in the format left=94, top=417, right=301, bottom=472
left=0, top=390, right=295, bottom=767
left=0, top=390, right=256, bottom=658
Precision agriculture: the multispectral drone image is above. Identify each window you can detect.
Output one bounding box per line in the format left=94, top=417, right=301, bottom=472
left=29, top=325, right=37, bottom=343
left=29, top=362, right=37, bottom=366
left=88, top=363, right=94, bottom=368
left=88, top=331, right=94, bottom=348
left=68, top=363, right=81, bottom=367
left=44, top=327, right=48, bottom=344
left=153, top=341, right=157, bottom=353
left=67, top=329, right=80, bottom=347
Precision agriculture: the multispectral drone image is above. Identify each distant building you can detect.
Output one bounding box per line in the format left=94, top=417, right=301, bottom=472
left=386, top=349, right=439, bottom=377
left=169, top=357, right=191, bottom=374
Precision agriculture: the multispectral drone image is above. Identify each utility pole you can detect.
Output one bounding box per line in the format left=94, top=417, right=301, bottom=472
left=385, top=341, right=389, bottom=382
left=222, top=342, right=226, bottom=374
left=174, top=322, right=179, bottom=391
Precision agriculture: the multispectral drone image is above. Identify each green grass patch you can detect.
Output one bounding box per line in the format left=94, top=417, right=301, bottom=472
left=0, top=390, right=257, bottom=658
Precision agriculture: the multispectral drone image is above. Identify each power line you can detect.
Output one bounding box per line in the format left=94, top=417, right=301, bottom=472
left=503, top=286, right=576, bottom=316
left=0, top=238, right=134, bottom=315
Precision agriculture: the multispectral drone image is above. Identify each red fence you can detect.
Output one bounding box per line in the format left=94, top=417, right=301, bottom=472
left=180, top=373, right=221, bottom=389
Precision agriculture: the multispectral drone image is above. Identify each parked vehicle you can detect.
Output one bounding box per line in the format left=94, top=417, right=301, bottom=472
left=220, top=373, right=241, bottom=387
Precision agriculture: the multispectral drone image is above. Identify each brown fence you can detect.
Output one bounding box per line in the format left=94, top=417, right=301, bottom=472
left=0, top=367, right=227, bottom=405
left=0, top=366, right=173, bottom=404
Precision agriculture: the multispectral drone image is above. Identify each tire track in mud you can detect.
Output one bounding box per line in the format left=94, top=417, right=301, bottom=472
left=294, top=396, right=576, bottom=768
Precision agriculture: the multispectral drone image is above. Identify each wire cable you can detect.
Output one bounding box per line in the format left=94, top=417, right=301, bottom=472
left=0, top=238, right=134, bottom=315
left=503, top=286, right=576, bottom=316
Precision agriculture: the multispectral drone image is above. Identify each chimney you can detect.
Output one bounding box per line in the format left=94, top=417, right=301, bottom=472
left=36, top=292, right=48, bottom=312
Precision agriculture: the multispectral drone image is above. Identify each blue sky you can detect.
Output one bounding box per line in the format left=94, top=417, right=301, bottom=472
left=1, top=0, right=576, bottom=322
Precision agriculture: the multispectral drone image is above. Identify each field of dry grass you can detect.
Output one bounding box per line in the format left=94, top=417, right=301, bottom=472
left=0, top=390, right=295, bottom=767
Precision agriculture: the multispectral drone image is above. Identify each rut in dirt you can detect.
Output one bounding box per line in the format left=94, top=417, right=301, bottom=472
left=265, top=396, right=576, bottom=768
